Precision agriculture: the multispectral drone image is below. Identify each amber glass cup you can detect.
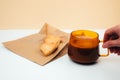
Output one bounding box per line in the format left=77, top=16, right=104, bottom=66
left=68, top=30, right=109, bottom=64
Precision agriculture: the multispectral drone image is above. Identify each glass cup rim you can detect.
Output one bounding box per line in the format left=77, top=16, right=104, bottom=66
left=70, top=30, right=99, bottom=39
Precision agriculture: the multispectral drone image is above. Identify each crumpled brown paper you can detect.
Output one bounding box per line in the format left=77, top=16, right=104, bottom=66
left=3, top=23, right=69, bottom=66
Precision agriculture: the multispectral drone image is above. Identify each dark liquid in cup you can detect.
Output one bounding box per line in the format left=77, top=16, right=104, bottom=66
left=68, top=44, right=99, bottom=64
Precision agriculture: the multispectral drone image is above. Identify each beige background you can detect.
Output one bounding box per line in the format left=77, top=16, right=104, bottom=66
left=0, top=0, right=120, bottom=29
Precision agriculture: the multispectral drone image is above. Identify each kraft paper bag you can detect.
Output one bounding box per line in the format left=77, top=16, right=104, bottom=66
left=3, top=23, right=69, bottom=66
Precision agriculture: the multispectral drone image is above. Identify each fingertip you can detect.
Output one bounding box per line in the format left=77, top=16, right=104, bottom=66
left=102, top=44, right=107, bottom=48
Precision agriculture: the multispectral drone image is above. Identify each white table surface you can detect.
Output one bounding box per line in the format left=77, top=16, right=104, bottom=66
left=0, top=29, right=120, bottom=80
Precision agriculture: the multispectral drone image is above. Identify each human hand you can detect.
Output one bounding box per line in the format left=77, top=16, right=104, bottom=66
left=102, top=25, right=120, bottom=55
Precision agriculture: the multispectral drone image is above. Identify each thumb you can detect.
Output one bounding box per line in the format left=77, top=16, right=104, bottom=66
left=102, top=39, right=120, bottom=48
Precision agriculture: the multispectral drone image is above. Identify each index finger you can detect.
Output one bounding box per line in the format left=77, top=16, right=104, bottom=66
left=103, top=27, right=118, bottom=42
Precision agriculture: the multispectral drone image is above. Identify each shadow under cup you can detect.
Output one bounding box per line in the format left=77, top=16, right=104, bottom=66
left=68, top=30, right=109, bottom=64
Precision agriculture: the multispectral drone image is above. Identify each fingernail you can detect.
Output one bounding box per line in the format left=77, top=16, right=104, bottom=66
left=102, top=44, right=107, bottom=48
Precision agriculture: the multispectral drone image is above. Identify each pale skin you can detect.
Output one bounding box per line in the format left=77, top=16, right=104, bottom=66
left=102, top=25, right=120, bottom=55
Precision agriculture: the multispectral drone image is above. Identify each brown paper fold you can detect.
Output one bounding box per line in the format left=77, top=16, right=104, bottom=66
left=3, top=23, right=69, bottom=66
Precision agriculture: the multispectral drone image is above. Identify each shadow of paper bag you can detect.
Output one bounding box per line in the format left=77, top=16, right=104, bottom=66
left=3, top=23, right=69, bottom=66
